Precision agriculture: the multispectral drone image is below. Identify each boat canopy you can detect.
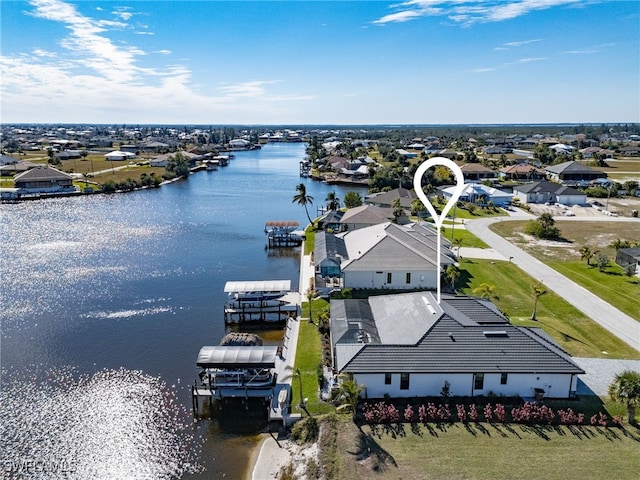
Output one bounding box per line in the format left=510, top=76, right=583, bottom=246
left=224, top=280, right=291, bottom=294
left=196, top=346, right=278, bottom=368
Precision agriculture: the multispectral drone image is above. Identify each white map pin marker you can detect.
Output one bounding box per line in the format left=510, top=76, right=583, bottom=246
left=413, top=156, right=465, bottom=304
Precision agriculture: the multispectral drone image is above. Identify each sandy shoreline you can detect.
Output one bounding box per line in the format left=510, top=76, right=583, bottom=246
left=248, top=430, right=318, bottom=480
left=247, top=433, right=294, bottom=480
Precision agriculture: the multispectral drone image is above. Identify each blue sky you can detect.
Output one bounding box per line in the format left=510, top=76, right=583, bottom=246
left=1, top=0, right=638, bottom=124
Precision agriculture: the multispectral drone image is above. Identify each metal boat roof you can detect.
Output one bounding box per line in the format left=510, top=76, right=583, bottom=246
left=224, top=280, right=291, bottom=293
left=196, top=346, right=278, bottom=368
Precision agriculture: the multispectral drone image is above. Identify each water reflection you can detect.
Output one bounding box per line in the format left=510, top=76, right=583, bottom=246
left=0, top=367, right=204, bottom=479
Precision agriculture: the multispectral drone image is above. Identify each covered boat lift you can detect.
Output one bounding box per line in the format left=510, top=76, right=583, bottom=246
left=264, top=221, right=304, bottom=248
left=223, top=280, right=298, bottom=323
left=196, top=345, right=278, bottom=369
left=192, top=346, right=279, bottom=410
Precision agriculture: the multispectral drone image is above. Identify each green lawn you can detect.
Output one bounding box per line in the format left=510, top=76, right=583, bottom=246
left=490, top=220, right=640, bottom=320
left=441, top=225, right=489, bottom=248
left=458, top=259, right=639, bottom=359
left=292, top=299, right=334, bottom=415
left=324, top=415, right=640, bottom=480
left=544, top=260, right=640, bottom=320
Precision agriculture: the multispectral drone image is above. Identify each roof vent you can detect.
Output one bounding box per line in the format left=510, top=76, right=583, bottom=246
left=484, top=331, right=508, bottom=337
left=422, top=296, right=437, bottom=315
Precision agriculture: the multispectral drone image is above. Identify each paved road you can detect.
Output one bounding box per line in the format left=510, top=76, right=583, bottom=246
left=465, top=214, right=640, bottom=351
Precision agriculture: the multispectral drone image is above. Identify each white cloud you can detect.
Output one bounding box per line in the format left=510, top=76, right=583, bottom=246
left=374, top=0, right=581, bottom=26
left=504, top=38, right=542, bottom=47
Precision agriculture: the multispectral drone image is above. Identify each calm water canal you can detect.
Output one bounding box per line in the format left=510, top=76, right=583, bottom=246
left=0, top=143, right=367, bottom=479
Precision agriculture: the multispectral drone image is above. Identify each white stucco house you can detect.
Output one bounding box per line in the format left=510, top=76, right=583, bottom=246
left=331, top=291, right=584, bottom=400
left=104, top=151, right=136, bottom=161
left=314, top=222, right=455, bottom=293
left=441, top=183, right=512, bottom=206
left=513, top=181, right=587, bottom=205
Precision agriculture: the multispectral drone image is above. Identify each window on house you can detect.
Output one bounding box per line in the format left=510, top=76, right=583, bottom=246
left=474, top=373, right=484, bottom=390
left=387, top=272, right=392, bottom=284
left=406, top=272, right=411, bottom=284
left=500, top=373, right=508, bottom=385
left=400, top=373, right=410, bottom=390
left=384, top=373, right=392, bottom=385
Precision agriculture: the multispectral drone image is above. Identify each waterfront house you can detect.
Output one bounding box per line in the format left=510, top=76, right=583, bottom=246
left=315, top=222, right=454, bottom=293
left=339, top=204, right=398, bottom=231
left=365, top=187, right=418, bottom=210
left=13, top=166, right=76, bottom=194
left=331, top=291, right=584, bottom=399
left=513, top=181, right=586, bottom=205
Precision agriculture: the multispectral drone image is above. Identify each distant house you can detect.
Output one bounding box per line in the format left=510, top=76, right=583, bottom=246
left=316, top=210, right=344, bottom=231
left=331, top=291, right=584, bottom=399
left=513, top=181, right=586, bottom=205
left=57, top=150, right=83, bottom=160
left=0, top=161, right=39, bottom=175
left=365, top=187, right=418, bottom=209
left=441, top=183, right=512, bottom=206
left=615, top=248, right=640, bottom=274
left=13, top=166, right=76, bottom=193
left=104, top=151, right=136, bottom=161
left=459, top=163, right=497, bottom=181
left=545, top=161, right=606, bottom=186
left=228, top=138, right=251, bottom=149
left=499, top=164, right=545, bottom=180
left=315, top=222, right=454, bottom=293
left=339, top=204, right=397, bottom=231
left=395, top=149, right=418, bottom=159
left=0, top=154, right=20, bottom=165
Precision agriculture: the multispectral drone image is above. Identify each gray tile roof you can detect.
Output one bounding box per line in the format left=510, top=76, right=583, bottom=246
left=335, top=292, right=583, bottom=375
left=365, top=187, right=417, bottom=208
left=545, top=160, right=600, bottom=174
left=341, top=223, right=454, bottom=271
left=339, top=204, right=394, bottom=225
left=14, top=166, right=73, bottom=182
left=514, top=181, right=582, bottom=196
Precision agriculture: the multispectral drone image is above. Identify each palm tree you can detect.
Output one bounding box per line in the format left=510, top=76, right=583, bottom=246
left=443, top=265, right=460, bottom=291
left=325, top=190, right=340, bottom=211
left=452, top=238, right=463, bottom=257
left=608, top=370, right=640, bottom=425
left=530, top=283, right=546, bottom=321
left=283, top=366, right=310, bottom=416
left=292, top=183, right=314, bottom=226
left=473, top=283, right=495, bottom=299
left=334, top=375, right=363, bottom=419
left=579, top=246, right=596, bottom=266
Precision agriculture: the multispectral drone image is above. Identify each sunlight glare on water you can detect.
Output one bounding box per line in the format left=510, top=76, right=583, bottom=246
left=0, top=367, right=204, bottom=479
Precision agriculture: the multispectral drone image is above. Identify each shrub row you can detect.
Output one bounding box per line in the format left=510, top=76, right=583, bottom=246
left=361, top=401, right=622, bottom=427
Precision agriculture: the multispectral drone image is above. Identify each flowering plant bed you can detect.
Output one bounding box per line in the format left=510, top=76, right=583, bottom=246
left=360, top=399, right=622, bottom=428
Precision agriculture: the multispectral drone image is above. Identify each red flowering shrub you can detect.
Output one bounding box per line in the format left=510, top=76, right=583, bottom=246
left=494, top=404, right=506, bottom=423
left=483, top=403, right=493, bottom=423
left=404, top=404, right=414, bottom=423
left=456, top=404, right=467, bottom=423
left=468, top=404, right=479, bottom=422
left=418, top=404, right=427, bottom=423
